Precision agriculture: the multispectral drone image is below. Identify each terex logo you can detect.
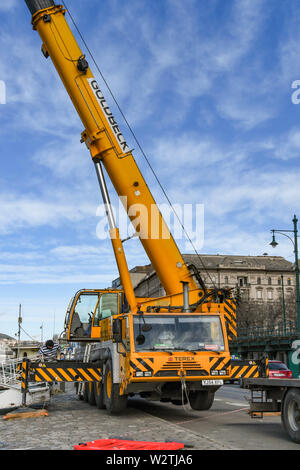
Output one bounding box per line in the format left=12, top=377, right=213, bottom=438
left=88, top=78, right=130, bottom=154
left=168, top=357, right=195, bottom=361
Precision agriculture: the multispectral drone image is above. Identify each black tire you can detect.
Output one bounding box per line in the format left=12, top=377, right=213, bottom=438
left=103, top=359, right=128, bottom=414
left=87, top=382, right=96, bottom=406
left=281, top=388, right=300, bottom=443
left=94, top=380, right=105, bottom=409
left=189, top=391, right=215, bottom=410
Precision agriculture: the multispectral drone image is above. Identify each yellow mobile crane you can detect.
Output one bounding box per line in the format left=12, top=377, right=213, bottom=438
left=23, top=0, right=250, bottom=414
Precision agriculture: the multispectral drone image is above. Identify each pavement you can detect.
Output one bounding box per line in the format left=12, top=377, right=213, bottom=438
left=130, top=384, right=300, bottom=450
left=0, top=384, right=236, bottom=450
left=1, top=383, right=300, bottom=450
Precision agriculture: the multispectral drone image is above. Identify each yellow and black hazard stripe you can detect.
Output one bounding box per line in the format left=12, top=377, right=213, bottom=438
left=265, top=358, right=269, bottom=378
left=209, top=356, right=231, bottom=375
left=21, top=360, right=29, bottom=391
left=230, top=360, right=259, bottom=379
left=130, top=357, right=154, bottom=374
left=224, top=299, right=237, bottom=340
left=30, top=362, right=102, bottom=383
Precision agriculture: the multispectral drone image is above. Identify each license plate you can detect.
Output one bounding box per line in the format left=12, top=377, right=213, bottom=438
left=202, top=380, right=224, bottom=386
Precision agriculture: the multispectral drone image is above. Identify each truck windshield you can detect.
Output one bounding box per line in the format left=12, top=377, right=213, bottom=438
left=133, top=315, right=225, bottom=352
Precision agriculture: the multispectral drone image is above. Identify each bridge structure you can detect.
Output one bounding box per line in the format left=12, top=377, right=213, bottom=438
left=230, top=321, right=299, bottom=377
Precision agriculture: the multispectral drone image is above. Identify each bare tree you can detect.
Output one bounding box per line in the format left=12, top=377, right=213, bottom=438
left=236, top=290, right=297, bottom=334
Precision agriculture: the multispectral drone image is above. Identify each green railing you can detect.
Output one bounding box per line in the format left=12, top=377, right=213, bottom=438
left=235, top=321, right=298, bottom=341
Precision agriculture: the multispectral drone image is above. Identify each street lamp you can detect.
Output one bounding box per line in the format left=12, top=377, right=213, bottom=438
left=270, top=215, right=300, bottom=342
left=270, top=234, right=278, bottom=249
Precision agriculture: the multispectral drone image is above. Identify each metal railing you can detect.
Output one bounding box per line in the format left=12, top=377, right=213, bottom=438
left=0, top=355, right=39, bottom=389
left=235, top=321, right=298, bottom=341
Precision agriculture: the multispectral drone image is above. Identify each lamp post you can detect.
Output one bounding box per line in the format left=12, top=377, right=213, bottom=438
left=270, top=215, right=300, bottom=337
left=17, top=304, right=22, bottom=360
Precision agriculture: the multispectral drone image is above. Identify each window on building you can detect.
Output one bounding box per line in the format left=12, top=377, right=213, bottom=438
left=238, top=277, right=248, bottom=287
left=287, top=278, right=292, bottom=286
left=257, top=277, right=261, bottom=285
left=267, top=290, right=273, bottom=300
left=240, top=289, right=250, bottom=301
left=256, top=290, right=263, bottom=300
left=268, top=277, right=272, bottom=285
left=224, top=276, right=229, bottom=285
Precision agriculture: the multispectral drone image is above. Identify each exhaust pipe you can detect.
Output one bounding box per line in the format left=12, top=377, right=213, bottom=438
left=181, top=281, right=190, bottom=313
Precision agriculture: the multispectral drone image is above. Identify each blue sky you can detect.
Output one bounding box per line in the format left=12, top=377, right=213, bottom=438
left=0, top=0, right=300, bottom=340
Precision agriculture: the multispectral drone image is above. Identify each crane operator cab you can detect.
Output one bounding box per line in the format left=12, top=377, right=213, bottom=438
left=64, top=289, right=124, bottom=341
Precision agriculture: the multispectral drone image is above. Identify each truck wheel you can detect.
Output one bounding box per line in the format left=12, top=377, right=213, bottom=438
left=94, top=381, right=105, bottom=409
left=281, top=388, right=300, bottom=443
left=104, top=359, right=127, bottom=414
left=87, top=382, right=96, bottom=406
left=189, top=391, right=214, bottom=410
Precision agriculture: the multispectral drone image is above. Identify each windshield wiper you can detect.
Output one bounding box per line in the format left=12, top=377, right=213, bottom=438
left=148, top=348, right=174, bottom=354
left=172, top=348, right=197, bottom=354
left=194, top=348, right=222, bottom=354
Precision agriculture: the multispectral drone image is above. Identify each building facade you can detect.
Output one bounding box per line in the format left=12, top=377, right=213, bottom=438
left=133, top=254, right=295, bottom=303
left=127, top=254, right=298, bottom=372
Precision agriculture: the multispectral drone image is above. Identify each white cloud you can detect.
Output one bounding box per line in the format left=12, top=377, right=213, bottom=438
left=0, top=260, right=114, bottom=285
left=271, top=127, right=300, bottom=160
left=0, top=192, right=94, bottom=234
left=50, top=244, right=110, bottom=260
left=32, top=136, right=91, bottom=179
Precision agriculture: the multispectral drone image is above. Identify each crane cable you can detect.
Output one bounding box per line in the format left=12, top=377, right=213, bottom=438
left=20, top=325, right=38, bottom=342
left=63, top=1, right=218, bottom=290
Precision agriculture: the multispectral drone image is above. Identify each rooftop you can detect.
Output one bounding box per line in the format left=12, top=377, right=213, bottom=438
left=133, top=254, right=295, bottom=290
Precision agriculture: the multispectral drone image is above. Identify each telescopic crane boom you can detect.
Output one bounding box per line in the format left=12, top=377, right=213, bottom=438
left=24, top=0, right=198, bottom=312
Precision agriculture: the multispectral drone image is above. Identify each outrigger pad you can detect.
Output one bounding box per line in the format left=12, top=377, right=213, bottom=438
left=24, top=0, right=56, bottom=15
left=3, top=408, right=48, bottom=420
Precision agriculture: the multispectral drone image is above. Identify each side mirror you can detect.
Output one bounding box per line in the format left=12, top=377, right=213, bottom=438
left=112, top=318, right=122, bottom=343
left=136, top=334, right=145, bottom=345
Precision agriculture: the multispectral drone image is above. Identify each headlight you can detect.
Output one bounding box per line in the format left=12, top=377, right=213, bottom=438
left=211, top=370, right=219, bottom=376
left=135, top=371, right=152, bottom=377
left=219, top=370, right=226, bottom=376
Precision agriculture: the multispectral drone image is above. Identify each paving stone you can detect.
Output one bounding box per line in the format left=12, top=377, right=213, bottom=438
left=0, top=385, right=235, bottom=450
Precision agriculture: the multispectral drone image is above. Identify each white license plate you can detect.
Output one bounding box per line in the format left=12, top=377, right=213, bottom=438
left=202, top=380, right=224, bottom=386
